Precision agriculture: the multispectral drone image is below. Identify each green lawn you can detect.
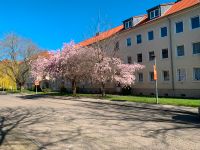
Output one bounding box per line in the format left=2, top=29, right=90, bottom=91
left=106, top=95, right=200, bottom=107
left=8, top=90, right=200, bottom=108
left=44, top=92, right=200, bottom=108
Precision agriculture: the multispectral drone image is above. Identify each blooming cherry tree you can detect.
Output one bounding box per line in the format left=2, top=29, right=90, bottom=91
left=31, top=41, right=145, bottom=96
left=92, top=52, right=144, bottom=96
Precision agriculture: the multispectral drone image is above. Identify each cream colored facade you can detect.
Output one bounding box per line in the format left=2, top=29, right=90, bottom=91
left=116, top=4, right=200, bottom=98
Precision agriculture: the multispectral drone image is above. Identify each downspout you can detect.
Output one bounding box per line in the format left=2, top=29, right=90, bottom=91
left=167, top=17, right=175, bottom=95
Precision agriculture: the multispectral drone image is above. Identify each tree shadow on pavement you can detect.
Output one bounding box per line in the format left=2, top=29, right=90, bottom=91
left=2, top=94, right=200, bottom=149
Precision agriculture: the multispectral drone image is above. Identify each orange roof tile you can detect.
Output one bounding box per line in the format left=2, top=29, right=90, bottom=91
left=134, top=0, right=200, bottom=27
left=78, top=0, right=200, bottom=46
left=165, top=0, right=199, bottom=16
left=78, top=25, right=123, bottom=47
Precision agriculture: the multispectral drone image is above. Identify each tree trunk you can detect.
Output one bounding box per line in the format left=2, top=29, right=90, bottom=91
left=72, top=80, right=77, bottom=96
left=17, top=82, right=23, bottom=92
left=101, top=82, right=106, bottom=97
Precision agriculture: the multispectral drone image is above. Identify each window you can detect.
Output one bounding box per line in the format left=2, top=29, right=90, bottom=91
left=127, top=56, right=132, bottom=64
left=125, top=20, right=133, bottom=29
left=176, top=21, right=183, bottom=33
left=149, top=51, right=155, bottom=61
left=162, top=49, right=168, bottom=59
left=161, top=27, right=167, bottom=37
left=137, top=53, right=142, bottom=63
left=177, top=68, right=186, bottom=81
left=163, top=71, right=170, bottom=81
left=193, top=42, right=200, bottom=54
left=127, top=38, right=132, bottom=47
left=137, top=34, right=142, bottom=44
left=149, top=72, right=154, bottom=81
left=177, top=45, right=185, bottom=56
left=114, top=41, right=119, bottom=51
left=138, top=73, right=143, bottom=82
left=191, top=16, right=200, bottom=29
left=150, top=9, right=160, bottom=20
left=148, top=31, right=154, bottom=41
left=193, top=68, right=200, bottom=81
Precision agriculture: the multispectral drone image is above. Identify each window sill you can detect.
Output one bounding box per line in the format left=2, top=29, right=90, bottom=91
left=162, top=81, right=170, bottom=84
left=191, top=27, right=200, bottom=30
left=192, top=80, right=200, bottom=83
left=176, top=55, right=185, bottom=58
left=192, top=53, right=200, bottom=56
left=160, top=58, right=169, bottom=61
left=137, top=81, right=144, bottom=83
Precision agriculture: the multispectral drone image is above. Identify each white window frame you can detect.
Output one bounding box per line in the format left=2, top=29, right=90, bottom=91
left=138, top=73, right=144, bottom=82
left=175, top=20, right=184, bottom=34
left=190, top=15, right=200, bottom=30
left=125, top=20, right=133, bottom=29
left=126, top=38, right=132, bottom=47
left=161, top=48, right=169, bottom=59
left=176, top=68, right=187, bottom=82
left=176, top=45, right=185, bottom=57
left=150, top=9, right=160, bottom=20
left=147, top=30, right=154, bottom=41
left=162, top=70, right=170, bottom=82
left=149, top=51, right=155, bottom=61
left=193, top=68, right=200, bottom=81
left=160, top=26, right=168, bottom=38
left=127, top=56, right=132, bottom=64
left=136, top=34, right=142, bottom=44
left=149, top=72, right=154, bottom=82
left=137, top=53, right=143, bottom=63
left=192, top=42, right=200, bottom=55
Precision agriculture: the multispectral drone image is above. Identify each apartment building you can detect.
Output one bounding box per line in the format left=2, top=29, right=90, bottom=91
left=79, top=0, right=200, bottom=98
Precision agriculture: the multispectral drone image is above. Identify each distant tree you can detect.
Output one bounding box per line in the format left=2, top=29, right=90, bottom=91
left=0, top=33, right=41, bottom=91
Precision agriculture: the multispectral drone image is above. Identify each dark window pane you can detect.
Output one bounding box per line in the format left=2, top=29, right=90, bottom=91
left=127, top=38, right=132, bottom=46
left=149, top=51, right=155, bottom=61
left=137, top=53, right=142, bottom=62
left=191, top=16, right=200, bottom=29
left=115, top=41, right=119, bottom=51
left=148, top=31, right=154, bottom=40
left=155, top=9, right=159, bottom=17
left=162, top=49, right=168, bottom=59
left=194, top=68, right=200, bottom=80
left=127, top=56, right=132, bottom=64
left=149, top=72, right=154, bottom=81
left=161, top=27, right=167, bottom=37
left=163, top=71, right=170, bottom=81
left=125, top=22, right=129, bottom=29
left=138, top=73, right=143, bottom=82
left=137, top=34, right=142, bottom=44
left=150, top=11, right=154, bottom=19
left=176, top=22, right=183, bottom=33
left=193, top=42, right=200, bottom=54
left=177, top=45, right=185, bottom=56
left=128, top=21, right=133, bottom=28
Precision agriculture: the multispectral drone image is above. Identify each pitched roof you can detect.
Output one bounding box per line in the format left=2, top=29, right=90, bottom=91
left=78, top=0, right=200, bottom=46
left=78, top=25, right=123, bottom=47
left=136, top=0, right=200, bottom=27
left=165, top=0, right=199, bottom=16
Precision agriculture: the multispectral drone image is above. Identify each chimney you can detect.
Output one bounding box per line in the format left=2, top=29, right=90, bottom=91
left=96, top=32, right=100, bottom=36
left=176, top=0, right=182, bottom=3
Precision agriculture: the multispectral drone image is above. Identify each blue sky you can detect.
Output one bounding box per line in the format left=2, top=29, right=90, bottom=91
left=0, top=0, right=174, bottom=50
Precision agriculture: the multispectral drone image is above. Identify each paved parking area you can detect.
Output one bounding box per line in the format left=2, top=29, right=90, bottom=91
left=0, top=94, right=200, bottom=150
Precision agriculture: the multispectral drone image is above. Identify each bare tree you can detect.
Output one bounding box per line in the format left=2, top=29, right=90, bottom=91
left=0, top=33, right=41, bottom=91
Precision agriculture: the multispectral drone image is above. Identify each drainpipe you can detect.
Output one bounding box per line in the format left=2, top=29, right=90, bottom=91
left=167, top=17, right=175, bottom=95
